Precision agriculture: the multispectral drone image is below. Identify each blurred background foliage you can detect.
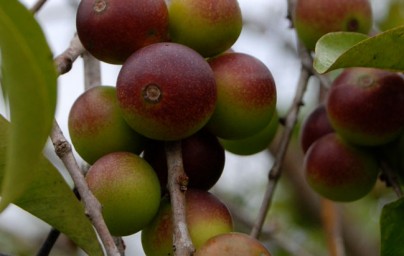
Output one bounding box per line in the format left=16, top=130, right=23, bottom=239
left=0, top=0, right=402, bottom=255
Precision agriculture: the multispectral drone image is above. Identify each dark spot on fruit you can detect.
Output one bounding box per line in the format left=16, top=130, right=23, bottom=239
left=93, top=0, right=107, bottom=13
left=148, top=29, right=157, bottom=36
left=143, top=83, right=162, bottom=104
left=347, top=18, right=359, bottom=31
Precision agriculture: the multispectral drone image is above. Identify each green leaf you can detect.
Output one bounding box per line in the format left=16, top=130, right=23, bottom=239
left=0, top=0, right=57, bottom=209
left=380, top=197, right=404, bottom=256
left=314, top=26, right=404, bottom=74
left=0, top=115, right=103, bottom=255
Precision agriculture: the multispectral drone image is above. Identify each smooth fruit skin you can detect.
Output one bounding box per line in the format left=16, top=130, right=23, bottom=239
left=293, top=0, right=372, bottom=50
left=76, top=0, right=169, bottom=64
left=143, top=129, right=225, bottom=192
left=326, top=68, right=404, bottom=146
left=206, top=52, right=277, bottom=140
left=68, top=86, right=146, bottom=164
left=141, top=189, right=233, bottom=255
left=300, top=104, right=334, bottom=153
left=85, top=152, right=161, bottom=236
left=304, top=133, right=379, bottom=202
left=168, top=0, right=242, bottom=57
left=116, top=42, right=217, bottom=141
left=195, top=232, right=272, bottom=256
left=219, top=110, right=279, bottom=155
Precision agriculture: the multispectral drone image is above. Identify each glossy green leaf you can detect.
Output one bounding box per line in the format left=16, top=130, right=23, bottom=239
left=380, top=197, right=404, bottom=256
left=0, top=115, right=103, bottom=255
left=0, top=0, right=57, bottom=209
left=314, top=26, right=404, bottom=74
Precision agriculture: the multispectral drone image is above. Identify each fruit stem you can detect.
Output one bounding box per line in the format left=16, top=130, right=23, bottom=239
left=94, top=0, right=107, bottom=13
left=143, top=84, right=162, bottom=104
left=165, top=141, right=195, bottom=256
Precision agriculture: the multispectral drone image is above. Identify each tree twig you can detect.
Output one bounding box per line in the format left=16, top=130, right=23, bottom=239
left=250, top=0, right=316, bottom=239
left=50, top=121, right=120, bottom=256
left=30, top=0, right=48, bottom=13
left=36, top=228, right=61, bottom=256
left=52, top=41, right=120, bottom=255
left=113, top=237, right=126, bottom=256
left=82, top=51, right=101, bottom=90
left=321, top=199, right=346, bottom=256
left=251, top=37, right=312, bottom=238
left=165, top=141, right=195, bottom=256
left=250, top=55, right=311, bottom=238
left=54, top=34, right=85, bottom=75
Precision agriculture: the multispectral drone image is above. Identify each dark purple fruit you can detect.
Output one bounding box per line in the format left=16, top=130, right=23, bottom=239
left=143, top=129, right=225, bottom=191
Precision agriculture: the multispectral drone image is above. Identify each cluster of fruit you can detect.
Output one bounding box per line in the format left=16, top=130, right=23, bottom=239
left=300, top=68, right=404, bottom=202
left=294, top=0, right=404, bottom=203
left=69, top=0, right=277, bottom=254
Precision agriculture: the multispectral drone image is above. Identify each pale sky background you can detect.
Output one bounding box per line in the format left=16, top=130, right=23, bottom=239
left=0, top=0, right=388, bottom=255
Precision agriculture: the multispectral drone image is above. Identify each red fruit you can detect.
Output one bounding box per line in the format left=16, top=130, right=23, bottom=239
left=304, top=133, right=379, bottom=202
left=206, top=52, right=277, bottom=140
left=326, top=68, right=404, bottom=146
left=300, top=104, right=334, bottom=153
left=143, top=129, right=225, bottom=192
left=116, top=42, right=217, bottom=141
left=76, top=0, right=169, bottom=64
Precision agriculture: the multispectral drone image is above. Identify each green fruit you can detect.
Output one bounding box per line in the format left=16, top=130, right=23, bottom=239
left=86, top=152, right=161, bottom=236
left=195, top=232, right=272, bottom=256
left=76, top=0, right=169, bottom=64
left=219, top=110, right=279, bottom=155
left=293, top=0, right=372, bottom=50
left=304, top=133, right=379, bottom=202
left=326, top=68, right=404, bottom=146
left=141, top=189, right=233, bottom=255
left=168, top=0, right=242, bottom=57
left=68, top=86, right=146, bottom=164
left=116, top=42, right=217, bottom=141
left=207, top=52, right=277, bottom=140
